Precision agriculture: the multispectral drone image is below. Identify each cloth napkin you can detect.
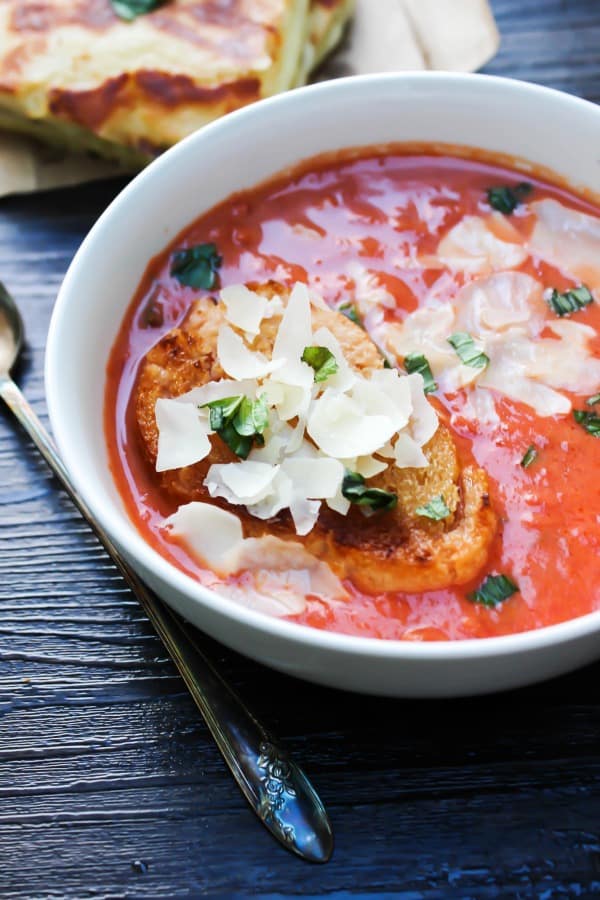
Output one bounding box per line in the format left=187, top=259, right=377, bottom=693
left=0, top=0, right=499, bottom=199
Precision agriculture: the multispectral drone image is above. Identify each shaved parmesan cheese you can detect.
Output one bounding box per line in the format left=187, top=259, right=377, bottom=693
left=220, top=284, right=268, bottom=336
left=438, top=215, right=527, bottom=273
left=289, top=496, right=321, bottom=536
left=166, top=502, right=347, bottom=614
left=307, top=389, right=398, bottom=458
left=177, top=379, right=257, bottom=408
left=217, top=324, right=282, bottom=381
left=165, top=502, right=243, bottom=575
left=281, top=457, right=345, bottom=499
left=393, top=433, right=429, bottom=469
left=234, top=536, right=347, bottom=600
left=206, top=460, right=279, bottom=506
left=326, top=488, right=351, bottom=516
left=456, top=272, right=544, bottom=337
left=354, top=455, right=389, bottom=478
left=211, top=579, right=308, bottom=618
left=406, top=374, right=439, bottom=446
left=312, top=326, right=356, bottom=393
left=272, top=281, right=313, bottom=363
left=529, top=198, right=600, bottom=291
left=155, top=398, right=212, bottom=472
left=348, top=261, right=396, bottom=309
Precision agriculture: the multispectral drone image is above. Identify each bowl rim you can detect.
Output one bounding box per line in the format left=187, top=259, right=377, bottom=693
left=45, top=70, right=600, bottom=662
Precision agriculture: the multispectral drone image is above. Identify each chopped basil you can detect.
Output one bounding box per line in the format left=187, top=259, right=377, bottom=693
left=171, top=243, right=222, bottom=290
left=587, top=393, right=600, bottom=407
left=302, top=346, right=339, bottom=383
left=486, top=182, right=532, bottom=214
left=547, top=285, right=594, bottom=317
left=573, top=409, right=600, bottom=437
left=111, top=0, right=164, bottom=20
left=404, top=352, right=438, bottom=394
left=383, top=358, right=393, bottom=369
left=339, top=303, right=363, bottom=327
left=202, top=394, right=268, bottom=459
left=233, top=394, right=270, bottom=437
left=447, top=332, right=489, bottom=370
left=468, top=574, right=519, bottom=608
left=342, top=472, right=397, bottom=513
left=415, top=495, right=450, bottom=521
left=520, top=445, right=539, bottom=469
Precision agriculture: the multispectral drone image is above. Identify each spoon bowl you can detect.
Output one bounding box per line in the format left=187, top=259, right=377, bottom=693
left=0, top=281, right=23, bottom=375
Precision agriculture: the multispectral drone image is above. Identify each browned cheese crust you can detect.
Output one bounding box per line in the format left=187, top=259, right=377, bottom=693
left=135, top=282, right=497, bottom=593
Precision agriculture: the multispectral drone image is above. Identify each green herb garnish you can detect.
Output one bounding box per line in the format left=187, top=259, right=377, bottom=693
left=341, top=472, right=397, bottom=513
left=404, top=352, right=438, bottom=394
left=203, top=394, right=269, bottom=459
left=573, top=409, right=600, bottom=437
left=447, top=332, right=489, bottom=370
left=110, top=0, right=164, bottom=20
left=468, top=574, right=519, bottom=608
left=520, top=445, right=539, bottom=469
left=171, top=243, right=222, bottom=290
left=486, top=182, right=532, bottom=214
left=302, top=346, right=339, bottom=383
left=339, top=303, right=363, bottom=327
left=547, top=285, right=594, bottom=317
left=587, top=393, right=600, bottom=407
left=415, top=495, right=450, bottom=521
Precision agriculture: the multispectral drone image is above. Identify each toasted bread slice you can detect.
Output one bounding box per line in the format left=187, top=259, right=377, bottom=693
left=0, top=0, right=310, bottom=165
left=135, top=282, right=497, bottom=593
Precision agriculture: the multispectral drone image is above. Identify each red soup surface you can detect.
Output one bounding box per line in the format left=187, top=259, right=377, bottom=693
left=105, top=148, right=600, bottom=641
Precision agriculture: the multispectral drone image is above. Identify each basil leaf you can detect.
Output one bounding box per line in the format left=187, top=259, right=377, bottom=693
left=520, top=445, right=539, bottom=469
left=111, top=0, right=164, bottom=21
left=302, top=346, right=339, bottom=383
left=487, top=182, right=532, bottom=214
left=587, top=393, right=600, bottom=407
left=383, top=358, right=393, bottom=369
left=415, top=495, right=450, bottom=521
left=219, top=424, right=253, bottom=459
left=204, top=396, right=243, bottom=432
left=342, top=472, right=397, bottom=513
left=447, top=332, right=490, bottom=369
left=468, top=574, right=519, bottom=608
left=339, top=303, right=363, bottom=327
left=202, top=394, right=268, bottom=458
left=233, top=394, right=269, bottom=437
left=404, top=352, right=438, bottom=394
left=547, top=285, right=594, bottom=317
left=574, top=409, right=600, bottom=437
left=171, top=243, right=222, bottom=290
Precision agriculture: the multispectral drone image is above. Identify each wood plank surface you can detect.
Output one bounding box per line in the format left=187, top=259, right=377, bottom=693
left=2, top=2, right=600, bottom=896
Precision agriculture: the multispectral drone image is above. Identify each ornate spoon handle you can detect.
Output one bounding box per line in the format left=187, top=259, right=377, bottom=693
left=0, top=373, right=333, bottom=863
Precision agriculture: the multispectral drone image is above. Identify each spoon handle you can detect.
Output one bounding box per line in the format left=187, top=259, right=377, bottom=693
left=0, top=374, right=333, bottom=864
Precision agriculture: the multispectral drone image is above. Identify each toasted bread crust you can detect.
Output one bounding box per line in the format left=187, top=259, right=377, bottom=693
left=135, top=282, right=497, bottom=592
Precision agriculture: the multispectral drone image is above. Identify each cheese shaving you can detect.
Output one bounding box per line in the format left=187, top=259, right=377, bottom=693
left=166, top=502, right=347, bottom=616
left=437, top=215, right=528, bottom=273
left=386, top=269, right=600, bottom=418
left=155, top=398, right=211, bottom=472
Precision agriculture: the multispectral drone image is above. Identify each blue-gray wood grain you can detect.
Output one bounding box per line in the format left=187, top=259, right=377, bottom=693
left=3, top=2, right=600, bottom=896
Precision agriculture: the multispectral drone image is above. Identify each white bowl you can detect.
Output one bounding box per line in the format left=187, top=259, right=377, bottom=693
left=46, top=73, right=600, bottom=698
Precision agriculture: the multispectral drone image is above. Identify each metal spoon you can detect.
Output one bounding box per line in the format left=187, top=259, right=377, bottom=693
left=0, top=282, right=333, bottom=864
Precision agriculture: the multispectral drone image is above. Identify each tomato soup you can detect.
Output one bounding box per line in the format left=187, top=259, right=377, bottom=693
left=105, top=148, right=600, bottom=641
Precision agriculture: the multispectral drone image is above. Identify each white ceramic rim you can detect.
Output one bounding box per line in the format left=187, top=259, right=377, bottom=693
left=46, top=71, right=600, bottom=664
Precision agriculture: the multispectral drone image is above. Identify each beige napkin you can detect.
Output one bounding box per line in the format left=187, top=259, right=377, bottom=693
left=0, top=0, right=499, bottom=199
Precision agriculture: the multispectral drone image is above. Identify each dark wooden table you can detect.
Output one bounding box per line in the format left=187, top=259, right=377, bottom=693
left=3, top=2, right=600, bottom=897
